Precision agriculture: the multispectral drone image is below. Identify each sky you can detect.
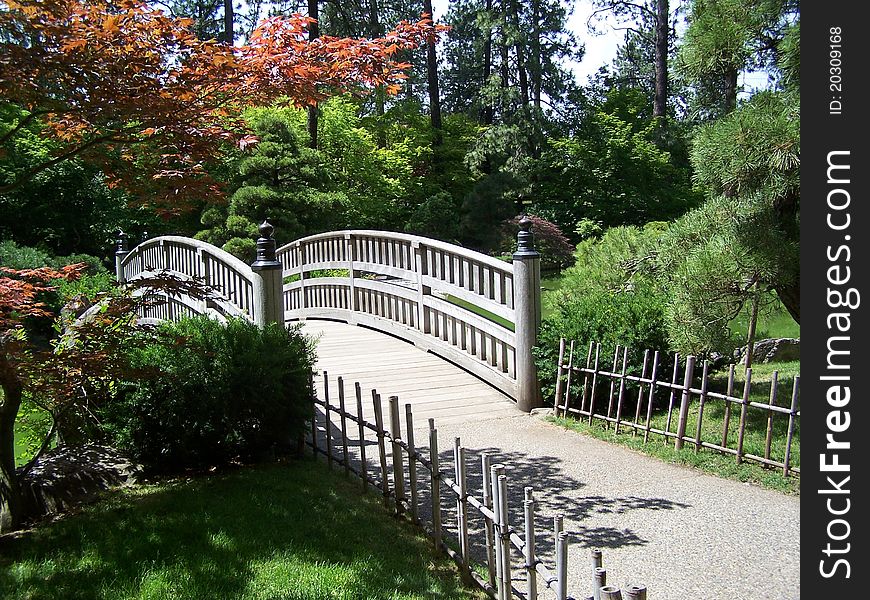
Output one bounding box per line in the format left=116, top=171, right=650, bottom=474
left=429, top=0, right=772, bottom=93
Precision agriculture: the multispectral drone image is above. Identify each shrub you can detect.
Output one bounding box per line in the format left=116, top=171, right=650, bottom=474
left=498, top=214, right=575, bottom=271
left=535, top=288, right=670, bottom=404
left=101, top=316, right=316, bottom=471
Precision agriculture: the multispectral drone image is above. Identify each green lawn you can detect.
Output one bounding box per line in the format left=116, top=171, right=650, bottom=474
left=0, top=461, right=482, bottom=600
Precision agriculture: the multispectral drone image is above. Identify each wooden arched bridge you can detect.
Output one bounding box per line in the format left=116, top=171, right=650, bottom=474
left=115, top=220, right=544, bottom=422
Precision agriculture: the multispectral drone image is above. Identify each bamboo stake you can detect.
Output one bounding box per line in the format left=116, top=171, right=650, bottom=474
left=591, top=548, right=602, bottom=577
left=765, top=370, right=779, bottom=461
left=555, top=531, right=569, bottom=600
left=429, top=419, right=442, bottom=550
left=405, top=404, right=418, bottom=523
left=581, top=340, right=594, bottom=413
left=454, top=438, right=470, bottom=573
left=736, top=368, right=753, bottom=465
left=633, top=350, right=650, bottom=434
left=675, top=356, right=696, bottom=450
left=497, top=469, right=511, bottom=600
left=372, top=391, right=390, bottom=508
left=554, top=338, right=567, bottom=415
left=606, top=344, right=620, bottom=421
left=523, top=487, right=538, bottom=600
left=389, top=396, right=405, bottom=516
left=600, top=586, right=622, bottom=600
left=694, top=360, right=710, bottom=451
left=588, top=343, right=601, bottom=424
left=311, top=374, right=319, bottom=458
left=594, top=567, right=607, bottom=600
left=482, top=453, right=497, bottom=588
left=721, top=364, right=736, bottom=449
left=563, top=340, right=576, bottom=416
left=643, top=351, right=660, bottom=443
left=664, top=353, right=680, bottom=436
left=624, top=584, right=648, bottom=600
left=324, top=371, right=332, bottom=468
left=783, top=375, right=800, bottom=477
left=491, top=464, right=506, bottom=600
left=337, top=376, right=349, bottom=477
left=355, top=383, right=367, bottom=492
left=614, top=346, right=629, bottom=434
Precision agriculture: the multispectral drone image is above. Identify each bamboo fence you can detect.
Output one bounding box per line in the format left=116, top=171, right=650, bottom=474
left=552, top=339, right=801, bottom=477
left=308, top=371, right=649, bottom=600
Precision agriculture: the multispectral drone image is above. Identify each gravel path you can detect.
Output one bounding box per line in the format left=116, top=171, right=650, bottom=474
left=422, top=410, right=800, bottom=600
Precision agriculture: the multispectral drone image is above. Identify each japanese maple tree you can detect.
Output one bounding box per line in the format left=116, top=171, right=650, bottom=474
left=0, top=0, right=442, bottom=213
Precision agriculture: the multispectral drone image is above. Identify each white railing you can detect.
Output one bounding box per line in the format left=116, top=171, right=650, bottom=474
left=117, top=235, right=259, bottom=325
left=277, top=230, right=540, bottom=402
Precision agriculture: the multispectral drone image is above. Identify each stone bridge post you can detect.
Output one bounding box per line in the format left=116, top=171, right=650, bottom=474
left=513, top=216, right=543, bottom=412
left=250, top=220, right=284, bottom=327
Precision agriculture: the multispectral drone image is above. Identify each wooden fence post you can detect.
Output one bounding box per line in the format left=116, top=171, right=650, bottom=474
left=524, top=487, right=538, bottom=600
left=783, top=375, right=800, bottom=476
left=605, top=345, right=620, bottom=421
left=482, top=453, right=497, bottom=588
left=324, top=371, right=332, bottom=468
left=587, top=344, right=601, bottom=424
left=764, top=370, right=779, bottom=461
left=405, top=404, right=418, bottom=523
left=674, top=355, right=696, bottom=450
left=338, top=377, right=349, bottom=477
left=512, top=216, right=542, bottom=412
left=736, top=368, right=753, bottom=465
left=643, top=351, right=660, bottom=443
left=580, top=340, right=594, bottom=413
left=454, top=438, right=470, bottom=573
left=633, top=350, right=650, bottom=434
left=372, top=391, right=390, bottom=508
left=562, top=340, right=576, bottom=416
left=497, top=473, right=512, bottom=599
left=694, top=360, right=710, bottom=451
left=554, top=338, right=566, bottom=413
left=429, top=419, right=442, bottom=551
left=624, top=584, right=648, bottom=600
left=491, top=464, right=507, bottom=600
left=355, top=382, right=367, bottom=492
left=556, top=531, right=569, bottom=600
left=721, top=364, right=736, bottom=448
left=388, top=396, right=405, bottom=516
left=250, top=220, right=284, bottom=327
left=664, top=353, right=680, bottom=435
left=310, top=372, right=318, bottom=458
left=614, top=346, right=628, bottom=434
left=594, top=567, right=607, bottom=600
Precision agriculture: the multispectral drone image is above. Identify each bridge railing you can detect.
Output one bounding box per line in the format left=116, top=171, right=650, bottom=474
left=276, top=224, right=541, bottom=407
left=116, top=234, right=263, bottom=325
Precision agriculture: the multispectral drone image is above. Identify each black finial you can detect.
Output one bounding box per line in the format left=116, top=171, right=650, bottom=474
left=115, top=230, right=129, bottom=256
left=251, top=218, right=281, bottom=270
left=513, top=215, right=538, bottom=258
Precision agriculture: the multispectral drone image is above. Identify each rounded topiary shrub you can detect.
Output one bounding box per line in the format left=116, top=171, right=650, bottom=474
left=102, top=316, right=316, bottom=472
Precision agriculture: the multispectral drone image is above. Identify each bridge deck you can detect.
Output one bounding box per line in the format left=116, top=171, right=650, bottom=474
left=298, top=320, right=518, bottom=426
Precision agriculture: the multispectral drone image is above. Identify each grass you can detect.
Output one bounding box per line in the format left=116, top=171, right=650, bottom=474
left=0, top=461, right=484, bottom=600
left=549, top=360, right=800, bottom=495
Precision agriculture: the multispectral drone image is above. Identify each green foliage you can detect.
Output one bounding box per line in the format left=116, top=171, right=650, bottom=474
left=534, top=113, right=700, bottom=238
left=101, top=317, right=316, bottom=471
left=535, top=224, right=670, bottom=402
left=496, top=214, right=575, bottom=271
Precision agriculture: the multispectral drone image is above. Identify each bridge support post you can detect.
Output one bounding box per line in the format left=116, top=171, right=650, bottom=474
left=513, top=216, right=543, bottom=412
left=251, top=220, right=284, bottom=327
left=114, top=230, right=129, bottom=284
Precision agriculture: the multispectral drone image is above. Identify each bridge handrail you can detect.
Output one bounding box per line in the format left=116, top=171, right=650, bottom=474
left=118, top=235, right=259, bottom=323
left=275, top=229, right=535, bottom=402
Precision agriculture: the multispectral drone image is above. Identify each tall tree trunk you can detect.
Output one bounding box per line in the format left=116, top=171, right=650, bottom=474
left=481, top=0, right=494, bottom=125
left=776, top=280, right=800, bottom=325
left=422, top=0, right=443, bottom=147
left=0, top=360, right=24, bottom=534
left=724, top=68, right=739, bottom=113
left=508, top=0, right=529, bottom=107
left=653, top=0, right=669, bottom=118
left=530, top=0, right=542, bottom=109
left=223, top=0, right=234, bottom=45
left=369, top=0, right=386, bottom=148
left=307, top=0, right=320, bottom=149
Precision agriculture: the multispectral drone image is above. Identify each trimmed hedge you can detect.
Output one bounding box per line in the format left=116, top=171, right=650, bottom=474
left=101, top=316, right=316, bottom=471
